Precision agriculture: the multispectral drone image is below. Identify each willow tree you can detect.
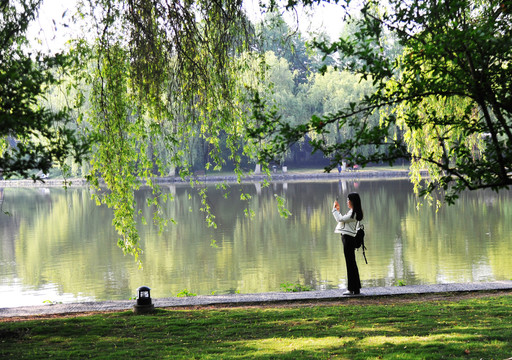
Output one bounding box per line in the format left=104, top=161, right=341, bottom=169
left=253, top=0, right=512, bottom=204
left=70, top=0, right=268, bottom=262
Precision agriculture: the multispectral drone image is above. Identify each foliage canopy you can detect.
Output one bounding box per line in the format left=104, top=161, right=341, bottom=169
left=254, top=0, right=512, bottom=203
left=0, top=0, right=87, bottom=180
left=3, top=0, right=512, bottom=260
left=69, top=0, right=266, bottom=261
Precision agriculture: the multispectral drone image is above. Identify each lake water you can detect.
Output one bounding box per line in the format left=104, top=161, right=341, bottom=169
left=1, top=178, right=511, bottom=308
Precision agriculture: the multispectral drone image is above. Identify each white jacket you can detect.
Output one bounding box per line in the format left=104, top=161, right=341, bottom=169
left=332, top=207, right=360, bottom=236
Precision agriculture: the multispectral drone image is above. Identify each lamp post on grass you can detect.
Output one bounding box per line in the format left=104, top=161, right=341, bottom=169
left=133, top=286, right=155, bottom=314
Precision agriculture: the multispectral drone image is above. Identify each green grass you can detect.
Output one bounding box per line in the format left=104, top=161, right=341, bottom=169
left=1, top=294, right=511, bottom=359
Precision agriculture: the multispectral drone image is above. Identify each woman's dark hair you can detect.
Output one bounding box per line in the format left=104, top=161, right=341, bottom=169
left=348, top=192, right=363, bottom=221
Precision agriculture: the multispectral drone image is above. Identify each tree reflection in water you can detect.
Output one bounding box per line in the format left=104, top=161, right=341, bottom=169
left=1, top=179, right=511, bottom=307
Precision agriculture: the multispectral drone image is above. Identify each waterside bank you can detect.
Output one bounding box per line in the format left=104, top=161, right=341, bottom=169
left=2, top=281, right=511, bottom=319
left=0, top=167, right=412, bottom=188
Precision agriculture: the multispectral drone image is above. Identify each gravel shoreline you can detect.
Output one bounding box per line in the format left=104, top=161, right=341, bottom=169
left=2, top=281, right=512, bottom=320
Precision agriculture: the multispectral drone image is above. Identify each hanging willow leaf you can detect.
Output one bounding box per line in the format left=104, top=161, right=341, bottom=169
left=70, top=0, right=272, bottom=261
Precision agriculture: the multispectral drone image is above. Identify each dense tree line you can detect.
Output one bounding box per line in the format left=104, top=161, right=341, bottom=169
left=2, top=0, right=511, bottom=258
left=256, top=0, right=512, bottom=204
left=36, top=12, right=377, bottom=176
left=0, top=0, right=87, bottom=180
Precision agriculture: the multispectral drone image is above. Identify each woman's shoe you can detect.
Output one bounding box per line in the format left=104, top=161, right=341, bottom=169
left=343, top=290, right=361, bottom=296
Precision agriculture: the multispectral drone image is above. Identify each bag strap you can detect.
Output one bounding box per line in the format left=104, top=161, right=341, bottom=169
left=357, top=221, right=368, bottom=264
left=356, top=221, right=364, bottom=231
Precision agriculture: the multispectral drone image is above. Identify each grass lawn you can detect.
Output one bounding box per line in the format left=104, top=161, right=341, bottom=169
left=1, top=292, right=511, bottom=359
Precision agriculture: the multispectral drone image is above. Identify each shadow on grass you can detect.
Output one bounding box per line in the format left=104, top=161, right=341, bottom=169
left=1, top=296, right=511, bottom=359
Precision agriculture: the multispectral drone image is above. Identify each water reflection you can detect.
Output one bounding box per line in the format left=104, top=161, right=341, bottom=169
left=1, top=179, right=511, bottom=307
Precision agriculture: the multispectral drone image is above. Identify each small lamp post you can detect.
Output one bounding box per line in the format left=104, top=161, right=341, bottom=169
left=133, top=286, right=155, bottom=314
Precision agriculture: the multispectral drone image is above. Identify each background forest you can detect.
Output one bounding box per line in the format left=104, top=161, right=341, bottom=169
left=34, top=12, right=386, bottom=178
left=3, top=0, right=510, bottom=259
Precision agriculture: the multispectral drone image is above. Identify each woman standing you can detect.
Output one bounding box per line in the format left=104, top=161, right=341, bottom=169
left=332, top=192, right=364, bottom=296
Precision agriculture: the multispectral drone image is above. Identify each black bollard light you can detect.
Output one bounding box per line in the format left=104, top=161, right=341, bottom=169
left=133, top=286, right=155, bottom=314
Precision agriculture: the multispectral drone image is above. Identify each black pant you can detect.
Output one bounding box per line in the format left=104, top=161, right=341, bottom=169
left=342, top=234, right=361, bottom=292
